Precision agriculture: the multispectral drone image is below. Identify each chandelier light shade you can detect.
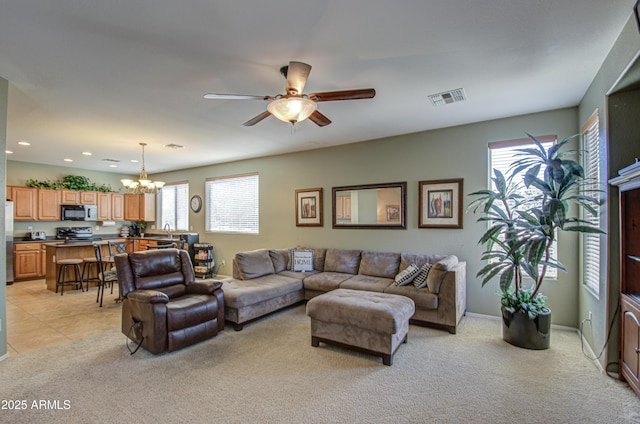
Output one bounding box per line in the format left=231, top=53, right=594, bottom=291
left=267, top=96, right=317, bottom=124
left=121, top=143, right=165, bottom=193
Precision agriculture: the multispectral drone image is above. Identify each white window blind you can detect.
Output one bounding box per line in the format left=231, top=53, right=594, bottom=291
left=159, top=182, right=189, bottom=231
left=581, top=110, right=601, bottom=296
left=206, top=173, right=259, bottom=234
left=488, top=135, right=558, bottom=279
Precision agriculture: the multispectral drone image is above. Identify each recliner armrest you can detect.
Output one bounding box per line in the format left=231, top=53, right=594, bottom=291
left=186, top=280, right=223, bottom=295
left=127, top=290, right=170, bottom=304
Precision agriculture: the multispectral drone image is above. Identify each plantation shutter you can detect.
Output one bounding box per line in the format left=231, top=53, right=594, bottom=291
left=159, top=182, right=189, bottom=231
left=206, top=173, right=259, bottom=234
left=488, top=135, right=558, bottom=278
left=581, top=110, right=601, bottom=296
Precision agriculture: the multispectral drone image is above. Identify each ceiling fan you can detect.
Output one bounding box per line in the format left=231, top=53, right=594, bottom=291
left=203, top=61, right=376, bottom=127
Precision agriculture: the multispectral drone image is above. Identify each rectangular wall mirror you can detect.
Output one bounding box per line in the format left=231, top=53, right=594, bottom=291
left=332, top=182, right=407, bottom=229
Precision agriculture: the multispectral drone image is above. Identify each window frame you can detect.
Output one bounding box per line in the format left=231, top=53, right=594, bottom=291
left=488, top=135, right=558, bottom=280
left=580, top=109, right=601, bottom=298
left=205, top=172, right=259, bottom=235
left=157, top=181, right=190, bottom=232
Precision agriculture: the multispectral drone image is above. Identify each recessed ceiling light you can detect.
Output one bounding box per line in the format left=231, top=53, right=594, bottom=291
left=64, top=158, right=73, bottom=162
left=82, top=152, right=92, bottom=156
left=18, top=141, right=31, bottom=146
left=6, top=150, right=13, bottom=154
left=109, top=164, right=118, bottom=168
left=131, top=159, right=139, bottom=163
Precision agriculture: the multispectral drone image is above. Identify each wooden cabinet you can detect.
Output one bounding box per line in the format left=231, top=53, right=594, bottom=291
left=38, top=189, right=61, bottom=220
left=97, top=192, right=111, bottom=220
left=124, top=193, right=156, bottom=221
left=14, top=243, right=41, bottom=280
left=11, top=186, right=38, bottom=221
left=111, top=193, right=124, bottom=221
left=80, top=191, right=97, bottom=205
left=40, top=244, right=47, bottom=278
left=135, top=239, right=157, bottom=251
left=61, top=190, right=80, bottom=204
left=611, top=162, right=640, bottom=399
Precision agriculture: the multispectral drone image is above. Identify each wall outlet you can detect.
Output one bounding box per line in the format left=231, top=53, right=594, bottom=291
left=588, top=311, right=593, bottom=321
left=221, top=259, right=226, bottom=267
left=27, top=226, right=33, bottom=232
left=95, top=226, right=100, bottom=231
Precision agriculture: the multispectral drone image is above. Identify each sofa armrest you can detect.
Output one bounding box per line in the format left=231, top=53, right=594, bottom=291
left=435, top=261, right=466, bottom=333
left=186, top=280, right=223, bottom=295
left=127, top=290, right=170, bottom=304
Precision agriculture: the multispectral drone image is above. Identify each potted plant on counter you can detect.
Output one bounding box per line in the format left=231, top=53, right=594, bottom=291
left=467, top=134, right=603, bottom=349
left=135, top=221, right=147, bottom=237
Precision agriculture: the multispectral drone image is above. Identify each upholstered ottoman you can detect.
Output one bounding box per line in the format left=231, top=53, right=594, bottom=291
left=306, top=288, right=415, bottom=365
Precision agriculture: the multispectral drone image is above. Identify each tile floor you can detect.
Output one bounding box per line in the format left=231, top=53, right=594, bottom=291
left=5, top=279, right=122, bottom=355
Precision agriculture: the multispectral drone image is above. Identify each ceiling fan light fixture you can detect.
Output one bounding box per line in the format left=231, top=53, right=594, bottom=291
left=267, top=96, right=317, bottom=124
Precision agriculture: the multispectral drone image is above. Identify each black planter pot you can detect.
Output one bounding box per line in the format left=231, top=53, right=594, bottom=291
left=501, top=308, right=551, bottom=350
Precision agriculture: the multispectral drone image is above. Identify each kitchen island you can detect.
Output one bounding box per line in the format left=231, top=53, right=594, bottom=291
left=43, top=240, right=122, bottom=292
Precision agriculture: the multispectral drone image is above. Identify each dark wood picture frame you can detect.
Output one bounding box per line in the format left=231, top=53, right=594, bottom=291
left=418, top=179, right=463, bottom=229
left=295, top=188, right=323, bottom=227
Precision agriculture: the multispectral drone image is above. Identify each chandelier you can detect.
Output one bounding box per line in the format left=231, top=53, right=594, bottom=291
left=120, top=143, right=165, bottom=193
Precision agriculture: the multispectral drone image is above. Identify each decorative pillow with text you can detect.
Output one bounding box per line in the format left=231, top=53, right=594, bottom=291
left=290, top=249, right=314, bottom=272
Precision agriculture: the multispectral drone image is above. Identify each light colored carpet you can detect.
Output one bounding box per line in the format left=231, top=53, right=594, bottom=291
left=1, top=305, right=639, bottom=423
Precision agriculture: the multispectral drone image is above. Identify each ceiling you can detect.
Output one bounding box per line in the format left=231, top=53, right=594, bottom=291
left=1, top=0, right=636, bottom=176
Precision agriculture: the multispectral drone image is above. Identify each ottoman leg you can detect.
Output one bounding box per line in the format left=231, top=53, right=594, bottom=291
left=311, top=336, right=320, bottom=347
left=382, top=353, right=393, bottom=366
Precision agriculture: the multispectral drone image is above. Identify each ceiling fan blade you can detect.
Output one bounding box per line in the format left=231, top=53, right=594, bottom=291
left=242, top=110, right=272, bottom=126
left=308, top=88, right=376, bottom=102
left=204, top=93, right=270, bottom=100
left=285, top=61, right=312, bottom=95
left=308, top=110, right=332, bottom=127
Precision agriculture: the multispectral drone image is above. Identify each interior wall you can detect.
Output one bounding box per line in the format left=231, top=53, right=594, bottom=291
left=578, top=14, right=640, bottom=370
left=154, top=107, right=580, bottom=326
left=1, top=77, right=8, bottom=359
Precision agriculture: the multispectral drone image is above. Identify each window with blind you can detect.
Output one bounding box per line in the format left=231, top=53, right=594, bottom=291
left=206, top=173, right=259, bottom=234
left=488, top=135, right=558, bottom=279
left=581, top=110, right=601, bottom=297
left=158, top=182, right=189, bottom=231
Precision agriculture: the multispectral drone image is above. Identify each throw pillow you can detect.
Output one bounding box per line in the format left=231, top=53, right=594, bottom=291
left=412, top=263, right=433, bottom=288
left=394, top=264, right=419, bottom=286
left=290, top=249, right=314, bottom=272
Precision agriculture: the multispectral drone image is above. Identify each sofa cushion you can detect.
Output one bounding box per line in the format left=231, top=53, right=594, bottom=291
left=303, top=272, right=353, bottom=293
left=339, top=275, right=394, bottom=293
left=235, top=249, right=275, bottom=280
left=433, top=255, right=459, bottom=270
left=426, top=256, right=458, bottom=293
left=358, top=251, right=401, bottom=278
left=290, top=249, right=314, bottom=272
left=269, top=249, right=290, bottom=273
left=384, top=284, right=439, bottom=310
left=394, top=264, right=419, bottom=286
left=413, top=263, right=432, bottom=289
left=221, top=274, right=302, bottom=308
left=324, top=249, right=361, bottom=274
left=400, top=253, right=445, bottom=270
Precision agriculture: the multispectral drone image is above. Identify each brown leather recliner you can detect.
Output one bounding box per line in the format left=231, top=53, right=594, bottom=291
left=115, top=248, right=224, bottom=354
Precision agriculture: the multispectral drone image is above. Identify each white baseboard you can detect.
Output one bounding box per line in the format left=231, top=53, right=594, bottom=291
left=0, top=352, right=9, bottom=362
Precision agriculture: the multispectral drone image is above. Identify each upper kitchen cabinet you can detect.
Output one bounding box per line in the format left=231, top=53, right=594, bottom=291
left=80, top=191, right=97, bottom=205
left=124, top=193, right=155, bottom=221
left=38, top=189, right=61, bottom=220
left=111, top=193, right=125, bottom=221
left=61, top=189, right=80, bottom=204
left=11, top=186, right=37, bottom=220
left=97, top=192, right=111, bottom=220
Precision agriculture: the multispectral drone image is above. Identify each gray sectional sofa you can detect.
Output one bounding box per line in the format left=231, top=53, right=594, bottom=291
left=220, top=247, right=466, bottom=333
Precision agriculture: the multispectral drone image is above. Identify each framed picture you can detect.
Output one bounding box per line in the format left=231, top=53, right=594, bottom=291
left=419, top=179, right=463, bottom=229
left=387, top=205, right=400, bottom=221
left=295, top=188, right=323, bottom=227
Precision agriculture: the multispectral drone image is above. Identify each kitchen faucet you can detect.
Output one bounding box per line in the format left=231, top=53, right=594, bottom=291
left=163, top=223, right=172, bottom=239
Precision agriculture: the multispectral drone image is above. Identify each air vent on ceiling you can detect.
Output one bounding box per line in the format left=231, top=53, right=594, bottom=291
left=102, top=158, right=120, bottom=163
left=164, top=144, right=184, bottom=150
left=428, top=88, right=466, bottom=107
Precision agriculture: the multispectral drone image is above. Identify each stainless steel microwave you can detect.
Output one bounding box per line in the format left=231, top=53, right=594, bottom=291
left=61, top=204, right=98, bottom=221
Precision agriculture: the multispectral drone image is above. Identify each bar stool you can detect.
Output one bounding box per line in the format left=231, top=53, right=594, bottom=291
left=56, top=258, right=84, bottom=295
left=81, top=255, right=102, bottom=292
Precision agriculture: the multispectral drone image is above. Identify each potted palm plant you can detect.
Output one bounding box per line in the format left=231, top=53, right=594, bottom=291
left=468, top=134, right=603, bottom=349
